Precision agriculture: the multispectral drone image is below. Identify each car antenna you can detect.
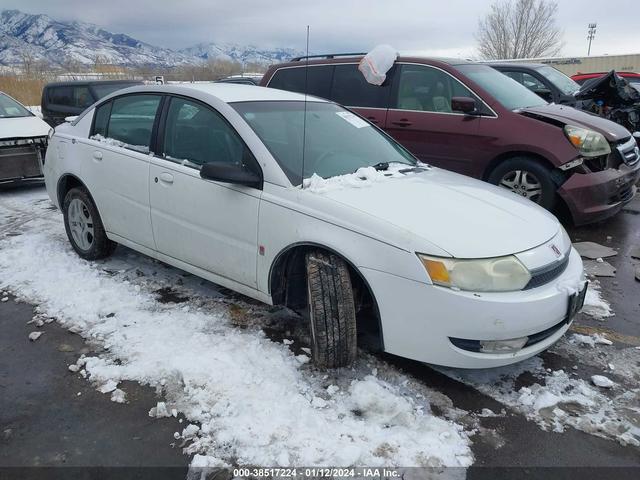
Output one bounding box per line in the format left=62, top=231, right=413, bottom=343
left=301, top=25, right=310, bottom=189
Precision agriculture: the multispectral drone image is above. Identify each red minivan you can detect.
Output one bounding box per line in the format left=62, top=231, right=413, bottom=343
left=261, top=55, right=640, bottom=225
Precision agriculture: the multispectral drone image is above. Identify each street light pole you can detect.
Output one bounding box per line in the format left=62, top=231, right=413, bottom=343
left=587, top=23, right=597, bottom=56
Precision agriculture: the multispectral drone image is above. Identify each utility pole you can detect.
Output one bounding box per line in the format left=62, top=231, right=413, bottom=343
left=587, top=23, right=597, bottom=56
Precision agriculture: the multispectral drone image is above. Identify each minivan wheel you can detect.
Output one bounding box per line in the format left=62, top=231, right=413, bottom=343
left=305, top=251, right=357, bottom=369
left=63, top=187, right=116, bottom=260
left=487, top=157, right=558, bottom=210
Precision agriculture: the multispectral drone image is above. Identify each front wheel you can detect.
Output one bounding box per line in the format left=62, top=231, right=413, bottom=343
left=487, top=157, right=558, bottom=211
left=305, top=251, right=357, bottom=368
left=63, top=187, right=116, bottom=260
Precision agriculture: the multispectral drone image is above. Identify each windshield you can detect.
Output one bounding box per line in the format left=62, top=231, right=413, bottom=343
left=458, top=64, right=547, bottom=110
left=91, top=82, right=140, bottom=99
left=536, top=66, right=580, bottom=95
left=0, top=93, right=32, bottom=118
left=232, top=101, right=416, bottom=185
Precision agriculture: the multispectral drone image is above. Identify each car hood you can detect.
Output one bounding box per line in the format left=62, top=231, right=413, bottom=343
left=519, top=104, right=630, bottom=142
left=315, top=167, right=560, bottom=259
left=0, top=115, right=50, bottom=139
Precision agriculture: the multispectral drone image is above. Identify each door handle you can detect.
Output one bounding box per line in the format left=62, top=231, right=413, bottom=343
left=366, top=116, right=379, bottom=124
left=391, top=119, right=412, bottom=127
left=92, top=151, right=103, bottom=160
left=159, top=172, right=174, bottom=184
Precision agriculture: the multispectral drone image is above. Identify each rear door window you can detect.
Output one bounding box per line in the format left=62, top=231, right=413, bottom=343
left=92, top=94, right=162, bottom=152
left=48, top=86, right=93, bottom=108
left=268, top=66, right=333, bottom=99
left=330, top=64, right=393, bottom=108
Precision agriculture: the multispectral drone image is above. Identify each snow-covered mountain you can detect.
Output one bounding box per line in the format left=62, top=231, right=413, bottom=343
left=179, top=42, right=303, bottom=65
left=0, top=9, right=302, bottom=67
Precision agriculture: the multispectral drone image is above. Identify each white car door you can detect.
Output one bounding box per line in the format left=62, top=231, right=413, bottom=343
left=149, top=96, right=262, bottom=288
left=82, top=94, right=162, bottom=250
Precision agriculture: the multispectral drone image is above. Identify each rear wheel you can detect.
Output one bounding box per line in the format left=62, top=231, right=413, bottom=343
left=487, top=157, right=558, bottom=211
left=305, top=251, right=357, bottom=368
left=63, top=187, right=116, bottom=260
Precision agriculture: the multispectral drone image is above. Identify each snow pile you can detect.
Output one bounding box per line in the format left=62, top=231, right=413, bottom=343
left=570, top=333, right=613, bottom=347
left=90, top=134, right=150, bottom=154
left=0, top=200, right=473, bottom=468
left=582, top=281, right=614, bottom=319
left=441, top=358, right=640, bottom=447
left=302, top=163, right=417, bottom=194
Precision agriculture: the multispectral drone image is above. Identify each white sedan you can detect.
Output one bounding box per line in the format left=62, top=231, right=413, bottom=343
left=43, top=84, right=586, bottom=369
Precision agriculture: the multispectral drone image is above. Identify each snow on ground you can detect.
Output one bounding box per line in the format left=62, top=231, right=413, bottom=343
left=581, top=281, right=614, bottom=320
left=439, top=353, right=640, bottom=447
left=26, top=106, right=42, bottom=118
left=0, top=190, right=473, bottom=468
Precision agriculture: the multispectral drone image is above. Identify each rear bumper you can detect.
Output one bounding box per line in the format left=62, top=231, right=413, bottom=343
left=558, top=161, right=640, bottom=225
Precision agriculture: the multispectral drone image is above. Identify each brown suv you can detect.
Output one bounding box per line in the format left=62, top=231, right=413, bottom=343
left=261, top=55, right=640, bottom=225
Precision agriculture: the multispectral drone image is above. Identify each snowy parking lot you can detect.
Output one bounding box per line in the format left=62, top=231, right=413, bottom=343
left=1, top=186, right=639, bottom=474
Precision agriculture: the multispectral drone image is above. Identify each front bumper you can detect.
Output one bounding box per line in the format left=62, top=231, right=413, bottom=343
left=362, top=248, right=584, bottom=369
left=558, top=160, right=640, bottom=225
left=0, top=137, right=47, bottom=185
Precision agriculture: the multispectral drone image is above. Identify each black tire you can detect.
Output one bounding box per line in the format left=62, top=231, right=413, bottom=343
left=305, top=251, right=357, bottom=368
left=487, top=157, right=558, bottom=211
left=63, top=187, right=116, bottom=260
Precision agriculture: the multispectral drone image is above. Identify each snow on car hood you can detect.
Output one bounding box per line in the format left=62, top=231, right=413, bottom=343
left=309, top=167, right=560, bottom=258
left=520, top=104, right=630, bottom=142
left=0, top=115, right=50, bottom=139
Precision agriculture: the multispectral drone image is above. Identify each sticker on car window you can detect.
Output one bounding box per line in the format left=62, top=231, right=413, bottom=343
left=335, top=111, right=369, bottom=128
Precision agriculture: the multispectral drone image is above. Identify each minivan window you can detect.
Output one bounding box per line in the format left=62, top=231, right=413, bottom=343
left=536, top=66, right=580, bottom=96
left=268, top=66, right=333, bottom=99
left=91, top=82, right=141, bottom=100
left=331, top=64, right=392, bottom=108
left=163, top=97, right=246, bottom=168
left=103, top=95, right=161, bottom=150
left=48, top=86, right=93, bottom=108
left=457, top=64, right=547, bottom=110
left=232, top=101, right=416, bottom=185
left=395, top=64, right=480, bottom=113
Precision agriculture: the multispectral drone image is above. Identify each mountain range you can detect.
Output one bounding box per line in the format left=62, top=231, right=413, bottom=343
left=0, top=9, right=302, bottom=67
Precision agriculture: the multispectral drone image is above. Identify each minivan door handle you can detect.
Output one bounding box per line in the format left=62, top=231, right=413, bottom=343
left=159, top=172, right=174, bottom=184
left=92, top=151, right=103, bottom=161
left=391, top=119, right=412, bottom=127
left=366, top=116, right=379, bottom=124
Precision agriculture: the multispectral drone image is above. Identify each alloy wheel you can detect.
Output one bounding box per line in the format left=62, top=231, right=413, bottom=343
left=68, top=198, right=95, bottom=250
left=498, top=169, right=543, bottom=203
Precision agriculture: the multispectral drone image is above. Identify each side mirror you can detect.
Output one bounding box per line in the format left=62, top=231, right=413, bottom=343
left=451, top=96, right=478, bottom=115
left=200, top=162, right=262, bottom=189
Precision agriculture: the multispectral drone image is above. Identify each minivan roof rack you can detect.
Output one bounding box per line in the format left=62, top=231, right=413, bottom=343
left=291, top=52, right=367, bottom=62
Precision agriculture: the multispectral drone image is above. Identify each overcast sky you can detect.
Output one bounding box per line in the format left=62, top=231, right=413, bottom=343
left=4, top=0, right=639, bottom=57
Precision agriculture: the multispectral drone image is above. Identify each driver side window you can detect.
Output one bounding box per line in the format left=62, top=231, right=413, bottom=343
left=163, top=97, right=246, bottom=168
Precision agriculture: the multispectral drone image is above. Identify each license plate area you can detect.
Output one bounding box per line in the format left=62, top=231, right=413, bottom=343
left=567, top=281, right=588, bottom=321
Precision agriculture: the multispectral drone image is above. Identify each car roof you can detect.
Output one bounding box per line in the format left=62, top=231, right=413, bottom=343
left=484, top=62, right=547, bottom=69
left=118, top=83, right=327, bottom=103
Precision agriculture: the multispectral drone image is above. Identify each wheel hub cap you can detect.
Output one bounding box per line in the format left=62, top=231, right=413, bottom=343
left=68, top=198, right=94, bottom=250
left=499, top=170, right=543, bottom=203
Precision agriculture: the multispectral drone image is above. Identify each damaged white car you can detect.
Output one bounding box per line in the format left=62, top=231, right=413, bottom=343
left=0, top=92, right=50, bottom=185
left=44, top=84, right=586, bottom=369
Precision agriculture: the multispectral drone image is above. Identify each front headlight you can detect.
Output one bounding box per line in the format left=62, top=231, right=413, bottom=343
left=564, top=125, right=611, bottom=157
left=417, top=254, right=532, bottom=292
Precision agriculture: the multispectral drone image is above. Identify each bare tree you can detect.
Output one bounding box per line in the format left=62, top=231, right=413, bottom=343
left=476, top=0, right=563, bottom=60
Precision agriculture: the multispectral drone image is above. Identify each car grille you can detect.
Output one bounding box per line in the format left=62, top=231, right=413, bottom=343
left=0, top=142, right=45, bottom=181
left=616, top=137, right=640, bottom=166
left=523, top=252, right=570, bottom=290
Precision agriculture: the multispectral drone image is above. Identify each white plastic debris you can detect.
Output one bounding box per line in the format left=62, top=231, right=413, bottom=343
left=591, top=375, right=615, bottom=388
left=358, top=45, right=398, bottom=86
left=28, top=331, right=43, bottom=341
